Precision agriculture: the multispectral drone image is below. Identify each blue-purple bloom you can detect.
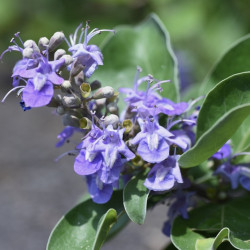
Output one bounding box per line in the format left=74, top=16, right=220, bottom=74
left=162, top=191, right=194, bottom=236
left=130, top=118, right=187, bottom=163
left=66, top=23, right=114, bottom=78
left=144, top=156, right=183, bottom=191
left=74, top=123, right=135, bottom=203
left=215, top=162, right=250, bottom=191
left=120, top=67, right=188, bottom=118
left=56, top=126, right=84, bottom=147
left=212, top=143, right=232, bottom=160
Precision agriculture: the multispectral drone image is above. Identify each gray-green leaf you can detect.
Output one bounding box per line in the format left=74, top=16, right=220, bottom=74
left=92, top=13, right=179, bottom=105
left=179, top=72, right=250, bottom=168
left=171, top=196, right=250, bottom=250
left=47, top=191, right=123, bottom=250
left=123, top=170, right=150, bottom=225
left=200, top=34, right=250, bottom=96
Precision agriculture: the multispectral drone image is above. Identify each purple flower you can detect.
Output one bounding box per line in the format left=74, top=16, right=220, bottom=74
left=215, top=162, right=250, bottom=191
left=66, top=23, right=114, bottom=78
left=89, top=125, right=135, bottom=168
left=144, top=156, right=183, bottom=191
left=86, top=174, right=113, bottom=204
left=56, top=126, right=83, bottom=147
left=212, top=143, right=232, bottom=160
left=162, top=191, right=194, bottom=236
left=74, top=150, right=103, bottom=175
left=22, top=75, right=54, bottom=107
left=130, top=118, right=187, bottom=163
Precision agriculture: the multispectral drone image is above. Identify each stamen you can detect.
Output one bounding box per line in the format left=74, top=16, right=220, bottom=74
left=167, top=119, right=196, bottom=130
left=14, top=32, right=24, bottom=46
left=64, top=37, right=71, bottom=47
left=232, top=152, right=250, bottom=158
left=1, top=86, right=25, bottom=103
left=186, top=96, right=205, bottom=112
left=86, top=29, right=115, bottom=44
left=133, top=66, right=142, bottom=91
left=54, top=150, right=78, bottom=162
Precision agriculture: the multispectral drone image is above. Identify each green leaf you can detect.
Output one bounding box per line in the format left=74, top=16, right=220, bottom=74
left=179, top=72, right=250, bottom=168
left=92, top=209, right=117, bottom=250
left=92, top=13, right=180, bottom=104
left=171, top=196, right=250, bottom=250
left=195, top=238, right=214, bottom=250
left=47, top=191, right=124, bottom=250
left=200, top=35, right=250, bottom=96
left=123, top=170, right=150, bottom=224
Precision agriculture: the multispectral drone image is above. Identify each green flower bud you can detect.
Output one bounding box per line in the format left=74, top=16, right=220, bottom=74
left=62, top=95, right=81, bottom=108
left=107, top=103, right=118, bottom=114
left=62, top=114, right=80, bottom=128
left=122, top=119, right=133, bottom=133
left=80, top=83, right=91, bottom=98
left=80, top=117, right=92, bottom=129
left=90, top=80, right=101, bottom=91
left=56, top=106, right=65, bottom=115
left=93, top=86, right=114, bottom=99
left=70, top=61, right=85, bottom=77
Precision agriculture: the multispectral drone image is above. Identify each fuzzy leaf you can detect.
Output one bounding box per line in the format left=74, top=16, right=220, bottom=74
left=92, top=14, right=180, bottom=104
left=47, top=191, right=124, bottom=250
left=179, top=72, right=250, bottom=168
left=123, top=170, right=150, bottom=224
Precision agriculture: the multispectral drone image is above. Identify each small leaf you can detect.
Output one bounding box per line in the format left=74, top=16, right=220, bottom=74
left=92, top=209, right=117, bottom=250
left=47, top=191, right=124, bottom=250
left=123, top=170, right=150, bottom=224
left=171, top=196, right=250, bottom=250
left=179, top=72, right=250, bottom=168
left=92, top=14, right=180, bottom=104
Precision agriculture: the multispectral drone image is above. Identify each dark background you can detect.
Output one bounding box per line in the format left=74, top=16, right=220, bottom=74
left=1, top=0, right=250, bottom=249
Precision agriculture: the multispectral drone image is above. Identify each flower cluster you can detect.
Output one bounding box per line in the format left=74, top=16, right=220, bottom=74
left=2, top=24, right=199, bottom=205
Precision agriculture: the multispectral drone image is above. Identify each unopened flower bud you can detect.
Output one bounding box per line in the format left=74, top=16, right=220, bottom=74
left=56, top=106, right=65, bottom=115
left=61, top=80, right=72, bottom=90
left=38, top=37, right=49, bottom=50
left=93, top=86, right=114, bottom=99
left=48, top=32, right=65, bottom=51
left=123, top=119, right=133, bottom=133
left=70, top=60, right=84, bottom=77
left=107, top=103, right=118, bottom=114
left=63, top=114, right=80, bottom=128
left=107, top=91, right=119, bottom=104
left=104, top=114, right=119, bottom=127
left=46, top=97, right=60, bottom=107
left=61, top=55, right=73, bottom=65
left=24, top=40, right=40, bottom=52
left=80, top=83, right=91, bottom=98
left=95, top=98, right=106, bottom=108
left=55, top=94, right=62, bottom=102
left=90, top=80, right=101, bottom=91
left=132, top=155, right=144, bottom=167
left=54, top=49, right=66, bottom=60
left=80, top=117, right=92, bottom=129
left=22, top=48, right=33, bottom=58
left=62, top=95, right=81, bottom=108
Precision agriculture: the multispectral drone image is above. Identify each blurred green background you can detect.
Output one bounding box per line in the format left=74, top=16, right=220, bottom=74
left=1, top=0, right=250, bottom=90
